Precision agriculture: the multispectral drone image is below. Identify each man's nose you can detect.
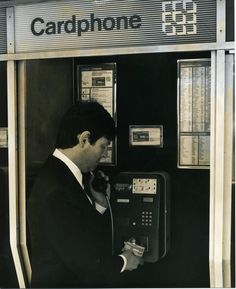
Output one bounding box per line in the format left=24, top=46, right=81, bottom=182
left=101, top=147, right=108, bottom=158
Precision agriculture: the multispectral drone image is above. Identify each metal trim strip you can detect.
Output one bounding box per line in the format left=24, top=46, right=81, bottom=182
left=0, top=42, right=234, bottom=61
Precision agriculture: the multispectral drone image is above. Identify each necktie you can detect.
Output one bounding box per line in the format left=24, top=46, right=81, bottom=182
left=82, top=172, right=95, bottom=207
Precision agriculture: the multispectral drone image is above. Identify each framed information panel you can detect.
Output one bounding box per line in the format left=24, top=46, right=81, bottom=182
left=77, top=63, right=116, bottom=165
left=177, top=59, right=211, bottom=169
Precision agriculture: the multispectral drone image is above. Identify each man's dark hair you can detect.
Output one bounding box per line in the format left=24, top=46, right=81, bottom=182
left=56, top=101, right=116, bottom=148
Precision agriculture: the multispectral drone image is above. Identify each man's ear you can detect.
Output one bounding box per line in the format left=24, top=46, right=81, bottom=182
left=77, top=131, right=91, bottom=147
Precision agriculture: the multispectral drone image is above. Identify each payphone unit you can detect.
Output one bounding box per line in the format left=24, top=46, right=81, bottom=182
left=112, top=172, right=170, bottom=262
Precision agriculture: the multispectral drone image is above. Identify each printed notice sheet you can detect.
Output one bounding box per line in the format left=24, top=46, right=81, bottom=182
left=80, top=69, right=114, bottom=117
left=178, top=60, right=211, bottom=168
left=77, top=64, right=116, bottom=165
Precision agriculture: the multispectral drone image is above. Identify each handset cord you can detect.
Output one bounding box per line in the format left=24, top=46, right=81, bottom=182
left=90, top=171, right=114, bottom=255
left=105, top=195, right=114, bottom=256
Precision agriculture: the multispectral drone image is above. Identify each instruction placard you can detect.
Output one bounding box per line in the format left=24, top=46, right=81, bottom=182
left=77, top=63, right=116, bottom=165
left=178, top=59, right=211, bottom=168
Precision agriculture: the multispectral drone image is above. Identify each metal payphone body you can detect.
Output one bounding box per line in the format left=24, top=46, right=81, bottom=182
left=112, top=172, right=170, bottom=262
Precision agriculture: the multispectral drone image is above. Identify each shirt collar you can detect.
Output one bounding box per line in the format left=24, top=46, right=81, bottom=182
left=53, top=148, right=84, bottom=189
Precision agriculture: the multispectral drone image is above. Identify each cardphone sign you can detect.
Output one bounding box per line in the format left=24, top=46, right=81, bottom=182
left=12, top=0, right=217, bottom=53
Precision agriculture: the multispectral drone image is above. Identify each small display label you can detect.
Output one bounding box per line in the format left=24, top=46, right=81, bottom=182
left=143, top=197, right=154, bottom=203
left=117, top=199, right=130, bottom=203
left=132, top=178, right=157, bottom=194
left=92, top=77, right=106, bottom=86
left=129, top=125, right=163, bottom=147
left=133, top=131, right=149, bottom=142
left=0, top=128, right=8, bottom=148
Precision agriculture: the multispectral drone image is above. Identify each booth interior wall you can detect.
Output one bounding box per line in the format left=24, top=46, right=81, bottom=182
left=25, top=58, right=74, bottom=224
left=25, top=58, right=74, bottom=172
left=24, top=52, right=211, bottom=288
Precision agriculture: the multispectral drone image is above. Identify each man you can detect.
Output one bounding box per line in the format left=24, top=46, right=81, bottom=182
left=28, top=101, right=143, bottom=288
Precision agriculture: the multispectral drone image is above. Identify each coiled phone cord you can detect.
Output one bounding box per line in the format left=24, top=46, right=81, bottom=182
left=90, top=170, right=115, bottom=255
left=105, top=194, right=114, bottom=256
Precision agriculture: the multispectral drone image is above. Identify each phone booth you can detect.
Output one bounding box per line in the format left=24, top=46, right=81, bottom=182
left=0, top=0, right=234, bottom=288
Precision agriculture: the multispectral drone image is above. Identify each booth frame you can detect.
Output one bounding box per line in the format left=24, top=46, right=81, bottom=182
left=0, top=0, right=234, bottom=287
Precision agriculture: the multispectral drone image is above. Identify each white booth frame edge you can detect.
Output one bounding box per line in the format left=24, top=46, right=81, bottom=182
left=3, top=0, right=235, bottom=288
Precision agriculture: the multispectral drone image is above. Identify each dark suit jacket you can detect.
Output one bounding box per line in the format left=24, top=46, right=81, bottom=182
left=28, top=156, right=123, bottom=288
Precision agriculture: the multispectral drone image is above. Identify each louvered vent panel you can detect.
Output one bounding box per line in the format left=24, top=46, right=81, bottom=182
left=0, top=8, right=7, bottom=54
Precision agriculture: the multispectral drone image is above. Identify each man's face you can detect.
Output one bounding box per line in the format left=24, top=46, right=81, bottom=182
left=82, top=136, right=110, bottom=172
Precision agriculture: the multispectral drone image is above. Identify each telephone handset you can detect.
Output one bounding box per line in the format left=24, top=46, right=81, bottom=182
left=91, top=170, right=109, bottom=194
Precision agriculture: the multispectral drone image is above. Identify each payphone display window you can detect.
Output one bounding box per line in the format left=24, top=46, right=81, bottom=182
left=132, top=178, right=157, bottom=194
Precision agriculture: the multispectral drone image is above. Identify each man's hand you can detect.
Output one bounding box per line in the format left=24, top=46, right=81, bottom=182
left=89, top=171, right=110, bottom=207
left=121, top=249, right=144, bottom=271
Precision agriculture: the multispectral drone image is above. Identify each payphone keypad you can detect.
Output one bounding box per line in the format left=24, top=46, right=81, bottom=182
left=141, top=211, right=153, bottom=226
